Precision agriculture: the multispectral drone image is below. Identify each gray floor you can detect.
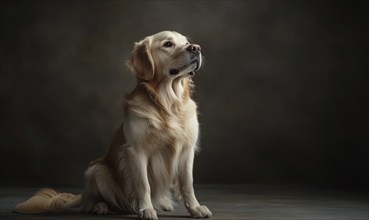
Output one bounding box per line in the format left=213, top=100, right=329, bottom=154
left=0, top=185, right=368, bottom=220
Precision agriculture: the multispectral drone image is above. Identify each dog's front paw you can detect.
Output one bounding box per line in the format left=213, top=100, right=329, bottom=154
left=138, top=207, right=158, bottom=220
left=158, top=199, right=174, bottom=212
left=161, top=203, right=174, bottom=212
left=188, top=205, right=212, bottom=218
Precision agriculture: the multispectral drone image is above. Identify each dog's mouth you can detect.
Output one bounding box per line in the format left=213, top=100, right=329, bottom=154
left=169, top=59, right=200, bottom=76
left=190, top=59, right=200, bottom=71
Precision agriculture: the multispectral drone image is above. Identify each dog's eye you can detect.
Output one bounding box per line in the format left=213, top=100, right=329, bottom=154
left=163, top=41, right=173, bottom=47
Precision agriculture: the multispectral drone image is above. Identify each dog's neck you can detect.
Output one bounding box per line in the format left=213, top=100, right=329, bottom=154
left=140, top=76, right=193, bottom=113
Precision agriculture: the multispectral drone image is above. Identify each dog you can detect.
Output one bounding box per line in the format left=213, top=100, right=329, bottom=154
left=14, top=31, right=212, bottom=220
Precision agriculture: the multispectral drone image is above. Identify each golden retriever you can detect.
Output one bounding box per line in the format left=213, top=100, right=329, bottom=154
left=14, top=31, right=212, bottom=220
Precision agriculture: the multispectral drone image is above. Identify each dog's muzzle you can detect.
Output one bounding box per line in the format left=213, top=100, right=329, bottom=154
left=190, top=59, right=200, bottom=70
left=187, top=44, right=201, bottom=71
left=169, top=44, right=202, bottom=76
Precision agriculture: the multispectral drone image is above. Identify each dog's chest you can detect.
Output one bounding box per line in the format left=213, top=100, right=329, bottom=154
left=125, top=100, right=199, bottom=149
left=155, top=107, right=199, bottom=148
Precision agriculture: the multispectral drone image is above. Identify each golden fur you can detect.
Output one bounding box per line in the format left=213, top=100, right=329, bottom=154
left=14, top=31, right=212, bottom=219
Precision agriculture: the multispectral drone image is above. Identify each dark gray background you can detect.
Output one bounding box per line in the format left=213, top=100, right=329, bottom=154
left=1, top=1, right=368, bottom=192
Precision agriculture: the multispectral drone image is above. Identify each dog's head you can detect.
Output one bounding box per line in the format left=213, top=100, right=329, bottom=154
left=127, top=31, right=202, bottom=81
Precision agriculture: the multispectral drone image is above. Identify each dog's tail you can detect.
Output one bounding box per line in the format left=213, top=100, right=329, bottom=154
left=13, top=188, right=82, bottom=214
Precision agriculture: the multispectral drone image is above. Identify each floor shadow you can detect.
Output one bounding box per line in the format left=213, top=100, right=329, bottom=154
left=158, top=214, right=191, bottom=219
left=11, top=211, right=138, bottom=219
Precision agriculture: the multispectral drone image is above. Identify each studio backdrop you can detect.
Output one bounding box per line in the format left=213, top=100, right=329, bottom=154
left=1, top=1, right=368, bottom=191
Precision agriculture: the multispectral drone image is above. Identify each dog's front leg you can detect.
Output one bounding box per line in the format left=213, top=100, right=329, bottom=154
left=179, top=149, right=212, bottom=218
left=128, top=147, right=158, bottom=220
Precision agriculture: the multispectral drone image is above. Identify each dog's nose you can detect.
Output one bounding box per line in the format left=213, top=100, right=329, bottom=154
left=186, top=44, right=201, bottom=55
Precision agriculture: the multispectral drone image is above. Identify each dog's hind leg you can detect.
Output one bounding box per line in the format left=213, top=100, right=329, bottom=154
left=83, top=163, right=126, bottom=214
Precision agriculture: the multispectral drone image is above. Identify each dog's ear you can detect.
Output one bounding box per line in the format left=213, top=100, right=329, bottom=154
left=126, top=38, right=155, bottom=81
